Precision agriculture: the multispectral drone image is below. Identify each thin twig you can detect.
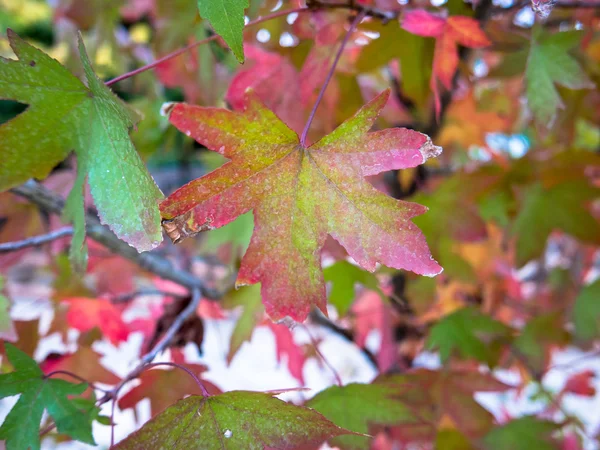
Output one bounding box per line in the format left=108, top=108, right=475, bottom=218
left=10, top=181, right=221, bottom=299
left=300, top=9, right=367, bottom=146
left=0, top=227, right=73, bottom=253
left=106, top=7, right=309, bottom=86
left=43, top=289, right=203, bottom=440
left=301, top=325, right=343, bottom=386
left=44, top=370, right=111, bottom=392
left=309, top=310, right=377, bottom=367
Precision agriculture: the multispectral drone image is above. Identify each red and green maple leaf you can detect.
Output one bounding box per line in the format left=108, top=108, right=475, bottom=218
left=402, top=10, right=490, bottom=111
left=160, top=90, right=442, bottom=321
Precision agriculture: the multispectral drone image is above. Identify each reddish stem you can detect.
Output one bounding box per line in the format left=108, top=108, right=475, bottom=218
left=143, top=362, right=211, bottom=397
left=44, top=370, right=110, bottom=392
left=299, top=10, right=367, bottom=147
left=105, top=7, right=309, bottom=87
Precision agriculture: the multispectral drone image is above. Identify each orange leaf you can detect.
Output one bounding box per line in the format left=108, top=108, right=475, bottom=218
left=446, top=16, right=491, bottom=48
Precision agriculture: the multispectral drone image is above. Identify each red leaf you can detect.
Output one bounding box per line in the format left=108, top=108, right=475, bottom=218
left=268, top=322, right=306, bottom=384
left=433, top=30, right=460, bottom=90
left=160, top=91, right=442, bottom=321
left=563, top=370, right=596, bottom=397
left=402, top=13, right=491, bottom=104
left=402, top=10, right=446, bottom=37
left=226, top=45, right=304, bottom=134
left=353, top=290, right=397, bottom=373
left=446, top=16, right=492, bottom=48
left=64, top=297, right=129, bottom=345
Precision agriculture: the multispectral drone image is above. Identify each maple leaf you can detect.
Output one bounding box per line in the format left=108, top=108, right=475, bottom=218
left=160, top=90, right=442, bottom=321
left=572, top=280, right=600, bottom=341
left=223, top=285, right=264, bottom=364
left=0, top=31, right=163, bottom=263
left=563, top=370, right=596, bottom=397
left=306, top=382, right=416, bottom=450
left=353, top=290, right=397, bottom=372
left=269, top=322, right=307, bottom=385
left=64, top=297, right=129, bottom=345
left=0, top=344, right=95, bottom=450
left=118, top=353, right=220, bottom=418
left=402, top=11, right=490, bottom=104
left=427, top=306, right=513, bottom=366
left=512, top=181, right=600, bottom=266
left=226, top=45, right=304, bottom=133
left=526, top=28, right=594, bottom=126
left=513, top=312, right=570, bottom=375
left=40, top=346, right=121, bottom=385
left=113, top=390, right=356, bottom=449
left=482, top=416, right=561, bottom=450
left=382, top=369, right=512, bottom=442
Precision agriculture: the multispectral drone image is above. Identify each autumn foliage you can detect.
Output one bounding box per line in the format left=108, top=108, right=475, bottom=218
left=1, top=0, right=600, bottom=449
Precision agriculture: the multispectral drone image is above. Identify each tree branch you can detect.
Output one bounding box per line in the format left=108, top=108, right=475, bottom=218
left=307, top=0, right=398, bottom=22
left=0, top=227, right=73, bottom=253
left=10, top=181, right=220, bottom=299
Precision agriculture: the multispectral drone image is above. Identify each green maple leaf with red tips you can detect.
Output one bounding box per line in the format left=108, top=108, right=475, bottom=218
left=160, top=90, right=443, bottom=321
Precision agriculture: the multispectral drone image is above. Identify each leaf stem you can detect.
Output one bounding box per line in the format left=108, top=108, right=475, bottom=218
left=44, top=370, right=111, bottom=392
left=143, top=362, right=211, bottom=397
left=299, top=10, right=367, bottom=147
left=105, top=7, right=309, bottom=87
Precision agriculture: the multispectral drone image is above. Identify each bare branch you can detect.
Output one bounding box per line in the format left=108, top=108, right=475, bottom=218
left=10, top=180, right=220, bottom=299
left=0, top=227, right=73, bottom=253
left=110, top=288, right=189, bottom=304
left=307, top=0, right=398, bottom=22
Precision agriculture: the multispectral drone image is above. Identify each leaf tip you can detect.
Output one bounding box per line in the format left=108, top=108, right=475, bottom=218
left=420, top=138, right=443, bottom=161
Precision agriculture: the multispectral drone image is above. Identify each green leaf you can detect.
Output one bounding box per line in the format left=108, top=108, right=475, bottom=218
left=62, top=167, right=88, bottom=272
left=197, top=0, right=249, bottom=62
left=0, top=31, right=163, bottom=256
left=513, top=312, right=570, bottom=375
left=436, top=429, right=475, bottom=450
left=203, top=211, right=254, bottom=261
left=223, top=284, right=264, bottom=364
left=112, top=391, right=354, bottom=449
left=483, top=417, right=560, bottom=450
left=526, top=27, right=594, bottom=126
left=427, top=307, right=512, bottom=365
left=0, top=276, right=14, bottom=336
left=323, top=260, right=383, bottom=316
left=573, top=280, right=600, bottom=341
left=0, top=344, right=95, bottom=450
left=512, top=181, right=600, bottom=266
left=306, top=383, right=414, bottom=450
left=356, top=21, right=434, bottom=110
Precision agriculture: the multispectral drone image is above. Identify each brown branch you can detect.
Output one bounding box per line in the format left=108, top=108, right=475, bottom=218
left=110, top=288, right=189, bottom=304
left=307, top=0, right=398, bottom=22
left=0, top=226, right=73, bottom=253
left=10, top=180, right=220, bottom=299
